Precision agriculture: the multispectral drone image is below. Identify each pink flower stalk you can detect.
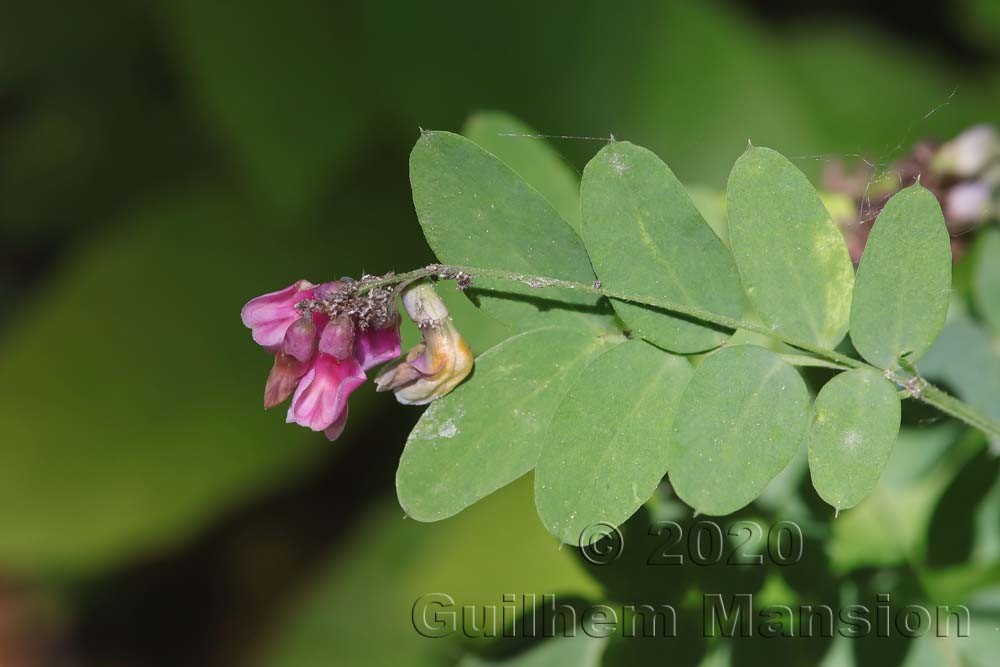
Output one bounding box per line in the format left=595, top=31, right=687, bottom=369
left=241, top=279, right=402, bottom=441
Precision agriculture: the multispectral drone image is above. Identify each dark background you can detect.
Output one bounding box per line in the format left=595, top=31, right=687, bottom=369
left=1, top=1, right=998, bottom=665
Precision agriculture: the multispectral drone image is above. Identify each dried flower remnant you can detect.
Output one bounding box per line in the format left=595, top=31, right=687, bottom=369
left=241, top=278, right=402, bottom=441
left=375, top=282, right=474, bottom=405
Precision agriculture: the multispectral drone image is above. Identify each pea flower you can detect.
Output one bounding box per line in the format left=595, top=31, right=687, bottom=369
left=241, top=278, right=402, bottom=441
left=945, top=180, right=994, bottom=228
left=375, top=282, right=473, bottom=405
left=933, top=124, right=1000, bottom=178
left=287, top=353, right=366, bottom=440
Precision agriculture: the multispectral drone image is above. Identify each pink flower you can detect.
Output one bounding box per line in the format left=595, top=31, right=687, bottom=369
left=241, top=280, right=316, bottom=349
left=242, top=277, right=406, bottom=441
left=355, top=321, right=402, bottom=370
left=945, top=180, right=994, bottom=228
left=287, top=354, right=366, bottom=436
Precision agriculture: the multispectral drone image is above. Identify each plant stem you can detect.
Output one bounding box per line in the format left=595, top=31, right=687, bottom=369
left=359, top=263, right=1000, bottom=439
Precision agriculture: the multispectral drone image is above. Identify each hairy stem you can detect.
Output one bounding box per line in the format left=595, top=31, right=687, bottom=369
left=359, top=263, right=1000, bottom=439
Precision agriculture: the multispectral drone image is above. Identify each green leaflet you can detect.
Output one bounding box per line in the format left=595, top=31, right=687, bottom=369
left=581, top=141, right=744, bottom=353
left=409, top=130, right=613, bottom=334
left=397, top=327, right=619, bottom=522
left=667, top=345, right=810, bottom=515
left=850, top=184, right=951, bottom=369
left=463, top=111, right=582, bottom=235
left=726, top=147, right=854, bottom=348
left=808, top=369, right=901, bottom=511
left=534, top=339, right=692, bottom=543
left=973, top=226, right=1000, bottom=335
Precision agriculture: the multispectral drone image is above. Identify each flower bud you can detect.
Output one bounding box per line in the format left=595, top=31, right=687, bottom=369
left=374, top=282, right=473, bottom=405
left=319, top=315, right=355, bottom=360
left=283, top=315, right=317, bottom=363
left=933, top=124, right=1000, bottom=178
left=313, top=280, right=346, bottom=302
left=355, top=317, right=402, bottom=371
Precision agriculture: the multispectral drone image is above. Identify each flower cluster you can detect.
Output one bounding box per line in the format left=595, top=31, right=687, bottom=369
left=241, top=278, right=472, bottom=441
left=823, top=123, right=1000, bottom=262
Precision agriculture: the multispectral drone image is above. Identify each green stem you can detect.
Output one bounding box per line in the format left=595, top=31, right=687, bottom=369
left=359, top=264, right=1000, bottom=439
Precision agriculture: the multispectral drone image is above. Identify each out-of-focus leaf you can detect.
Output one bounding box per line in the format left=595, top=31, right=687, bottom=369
left=397, top=327, right=620, bottom=522
left=687, top=185, right=729, bottom=248
left=0, top=100, right=199, bottom=238
left=581, top=141, right=743, bottom=352
left=972, top=477, right=1000, bottom=564
left=829, top=424, right=974, bottom=572
left=926, top=443, right=1000, bottom=567
left=726, top=147, right=854, bottom=348
left=0, top=191, right=343, bottom=575
left=919, top=314, right=1000, bottom=426
left=973, top=226, right=1000, bottom=335
left=459, top=634, right=607, bottom=667
left=667, top=345, right=810, bottom=515
left=409, top=131, right=614, bottom=333
left=535, top=340, right=691, bottom=543
left=262, top=479, right=601, bottom=667
left=808, top=369, right=901, bottom=511
left=960, top=0, right=1000, bottom=54
left=160, top=0, right=365, bottom=214
left=900, top=589, right=1000, bottom=667
left=0, top=0, right=146, bottom=82
left=850, top=185, right=951, bottom=369
left=463, top=111, right=582, bottom=235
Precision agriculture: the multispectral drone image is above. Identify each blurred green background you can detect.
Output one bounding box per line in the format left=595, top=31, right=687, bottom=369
left=1, top=1, right=998, bottom=665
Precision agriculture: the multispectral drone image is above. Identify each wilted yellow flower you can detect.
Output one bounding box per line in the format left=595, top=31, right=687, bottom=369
left=375, top=282, right=473, bottom=405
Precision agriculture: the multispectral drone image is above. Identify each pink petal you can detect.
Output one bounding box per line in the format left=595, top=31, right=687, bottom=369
left=263, top=352, right=309, bottom=409
left=323, top=405, right=350, bottom=441
left=241, top=280, right=315, bottom=348
left=286, top=354, right=366, bottom=432
left=355, top=323, right=402, bottom=371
